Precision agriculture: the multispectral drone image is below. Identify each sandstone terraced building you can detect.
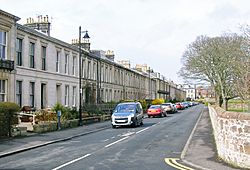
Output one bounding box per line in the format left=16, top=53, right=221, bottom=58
left=0, top=9, right=185, bottom=110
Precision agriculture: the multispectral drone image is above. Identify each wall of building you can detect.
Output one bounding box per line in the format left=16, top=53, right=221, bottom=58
left=1, top=9, right=186, bottom=110
left=208, top=105, right=250, bottom=169
left=0, top=10, right=20, bottom=103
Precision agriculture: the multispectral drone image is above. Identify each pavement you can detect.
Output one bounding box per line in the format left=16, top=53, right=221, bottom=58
left=181, top=107, right=241, bottom=170
left=0, top=107, right=242, bottom=170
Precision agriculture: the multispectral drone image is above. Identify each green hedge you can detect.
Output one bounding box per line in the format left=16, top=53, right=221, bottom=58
left=0, top=102, right=20, bottom=138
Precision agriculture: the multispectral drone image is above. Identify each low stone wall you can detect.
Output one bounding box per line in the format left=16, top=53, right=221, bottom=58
left=33, top=115, right=111, bottom=133
left=208, top=105, right=250, bottom=168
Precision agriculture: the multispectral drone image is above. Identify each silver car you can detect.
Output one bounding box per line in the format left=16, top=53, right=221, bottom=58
left=161, top=103, right=174, bottom=113
left=111, top=102, right=144, bottom=128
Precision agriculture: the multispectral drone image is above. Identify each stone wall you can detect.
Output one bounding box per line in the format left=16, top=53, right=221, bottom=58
left=208, top=105, right=250, bottom=168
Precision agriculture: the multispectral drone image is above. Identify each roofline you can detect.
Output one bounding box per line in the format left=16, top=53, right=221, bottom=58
left=0, top=9, right=20, bottom=21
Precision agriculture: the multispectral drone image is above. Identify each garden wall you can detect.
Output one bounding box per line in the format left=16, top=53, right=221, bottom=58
left=208, top=105, right=250, bottom=168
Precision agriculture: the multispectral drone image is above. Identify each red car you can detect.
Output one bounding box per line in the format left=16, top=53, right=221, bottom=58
left=147, top=105, right=166, bottom=118
left=175, top=103, right=184, bottom=110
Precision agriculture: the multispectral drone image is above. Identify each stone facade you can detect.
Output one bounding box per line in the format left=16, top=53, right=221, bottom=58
left=209, top=105, right=250, bottom=168
left=0, top=9, right=186, bottom=110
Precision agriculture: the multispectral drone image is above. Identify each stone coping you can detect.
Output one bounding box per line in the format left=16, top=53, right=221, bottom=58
left=211, top=105, right=250, bottom=120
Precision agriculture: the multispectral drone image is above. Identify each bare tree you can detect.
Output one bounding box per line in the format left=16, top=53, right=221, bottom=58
left=179, top=34, right=246, bottom=110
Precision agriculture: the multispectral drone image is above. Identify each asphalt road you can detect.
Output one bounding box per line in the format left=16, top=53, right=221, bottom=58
left=0, top=104, right=204, bottom=170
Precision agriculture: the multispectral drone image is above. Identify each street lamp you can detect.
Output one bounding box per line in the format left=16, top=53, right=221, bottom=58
left=148, top=67, right=153, bottom=99
left=79, top=26, right=90, bottom=126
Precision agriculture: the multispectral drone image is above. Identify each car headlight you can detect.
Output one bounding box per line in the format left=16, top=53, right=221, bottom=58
left=129, top=114, right=135, bottom=117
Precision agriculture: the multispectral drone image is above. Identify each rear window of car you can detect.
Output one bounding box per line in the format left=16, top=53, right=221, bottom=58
left=149, top=105, right=160, bottom=109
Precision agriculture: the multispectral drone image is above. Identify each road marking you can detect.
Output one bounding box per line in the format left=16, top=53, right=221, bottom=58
left=105, top=136, right=129, bottom=148
left=103, top=139, right=109, bottom=142
left=121, top=132, right=135, bottom=137
left=164, top=158, right=194, bottom=170
left=136, top=127, right=150, bottom=134
left=52, top=154, right=91, bottom=170
left=152, top=122, right=160, bottom=127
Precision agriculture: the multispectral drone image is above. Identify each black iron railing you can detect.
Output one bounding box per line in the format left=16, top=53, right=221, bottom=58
left=0, top=59, right=14, bottom=71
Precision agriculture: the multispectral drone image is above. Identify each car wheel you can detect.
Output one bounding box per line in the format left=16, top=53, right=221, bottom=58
left=164, top=113, right=167, bottom=117
left=140, top=119, right=144, bottom=125
left=159, top=113, right=163, bottom=117
left=112, top=125, right=116, bottom=129
left=133, top=119, right=138, bottom=127
left=148, top=115, right=151, bottom=118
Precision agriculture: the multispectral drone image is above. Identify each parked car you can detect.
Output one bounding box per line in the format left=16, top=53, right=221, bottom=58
left=171, top=103, right=178, bottom=113
left=111, top=102, right=144, bottom=128
left=181, top=102, right=190, bottom=108
left=175, top=102, right=184, bottom=110
left=161, top=103, right=175, bottom=113
left=147, top=105, right=166, bottom=118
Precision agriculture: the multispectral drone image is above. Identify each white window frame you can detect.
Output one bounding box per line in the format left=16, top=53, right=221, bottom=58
left=88, top=61, right=91, bottom=79
left=65, top=54, right=69, bottom=74
left=0, top=31, right=7, bottom=59
left=16, top=81, right=22, bottom=107
left=29, top=82, right=35, bottom=107
left=0, top=80, right=7, bottom=102
left=41, top=46, right=46, bottom=70
left=16, top=38, right=23, bottom=66
left=56, top=51, right=60, bottom=73
left=72, top=86, right=76, bottom=106
left=29, top=42, right=35, bottom=68
left=65, top=85, right=69, bottom=106
left=93, top=62, right=96, bottom=80
left=72, top=56, right=76, bottom=76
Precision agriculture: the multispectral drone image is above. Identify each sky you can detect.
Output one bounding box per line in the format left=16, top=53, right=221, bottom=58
left=2, top=0, right=250, bottom=84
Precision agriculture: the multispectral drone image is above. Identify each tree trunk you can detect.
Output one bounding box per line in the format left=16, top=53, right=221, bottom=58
left=219, top=95, right=223, bottom=107
left=223, top=98, right=228, bottom=111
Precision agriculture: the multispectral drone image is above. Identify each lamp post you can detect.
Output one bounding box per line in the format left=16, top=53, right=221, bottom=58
left=78, top=26, right=90, bottom=126
left=148, top=67, right=153, bottom=99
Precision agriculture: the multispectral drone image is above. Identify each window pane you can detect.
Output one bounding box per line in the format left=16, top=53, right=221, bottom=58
left=30, top=43, right=35, bottom=68
left=30, top=43, right=35, bottom=55
left=0, top=46, right=5, bottom=59
left=56, top=51, right=60, bottom=72
left=16, top=81, right=22, bottom=106
left=16, top=39, right=23, bottom=66
left=0, top=95, right=4, bottom=102
left=2, top=80, right=5, bottom=93
left=29, top=82, right=35, bottom=107
left=42, top=46, right=46, bottom=70
left=0, top=80, right=6, bottom=102
left=0, top=32, right=6, bottom=44
left=0, top=32, right=6, bottom=59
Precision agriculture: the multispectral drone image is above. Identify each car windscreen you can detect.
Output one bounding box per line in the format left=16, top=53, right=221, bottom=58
left=114, top=104, right=135, bottom=113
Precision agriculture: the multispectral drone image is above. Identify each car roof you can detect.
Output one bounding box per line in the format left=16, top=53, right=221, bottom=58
left=117, top=102, right=138, bottom=105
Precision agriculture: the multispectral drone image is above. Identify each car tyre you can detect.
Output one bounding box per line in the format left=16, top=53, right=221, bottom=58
left=140, top=119, right=144, bottom=125
left=159, top=113, right=163, bottom=117
left=112, top=125, right=116, bottom=129
left=132, top=118, right=138, bottom=127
